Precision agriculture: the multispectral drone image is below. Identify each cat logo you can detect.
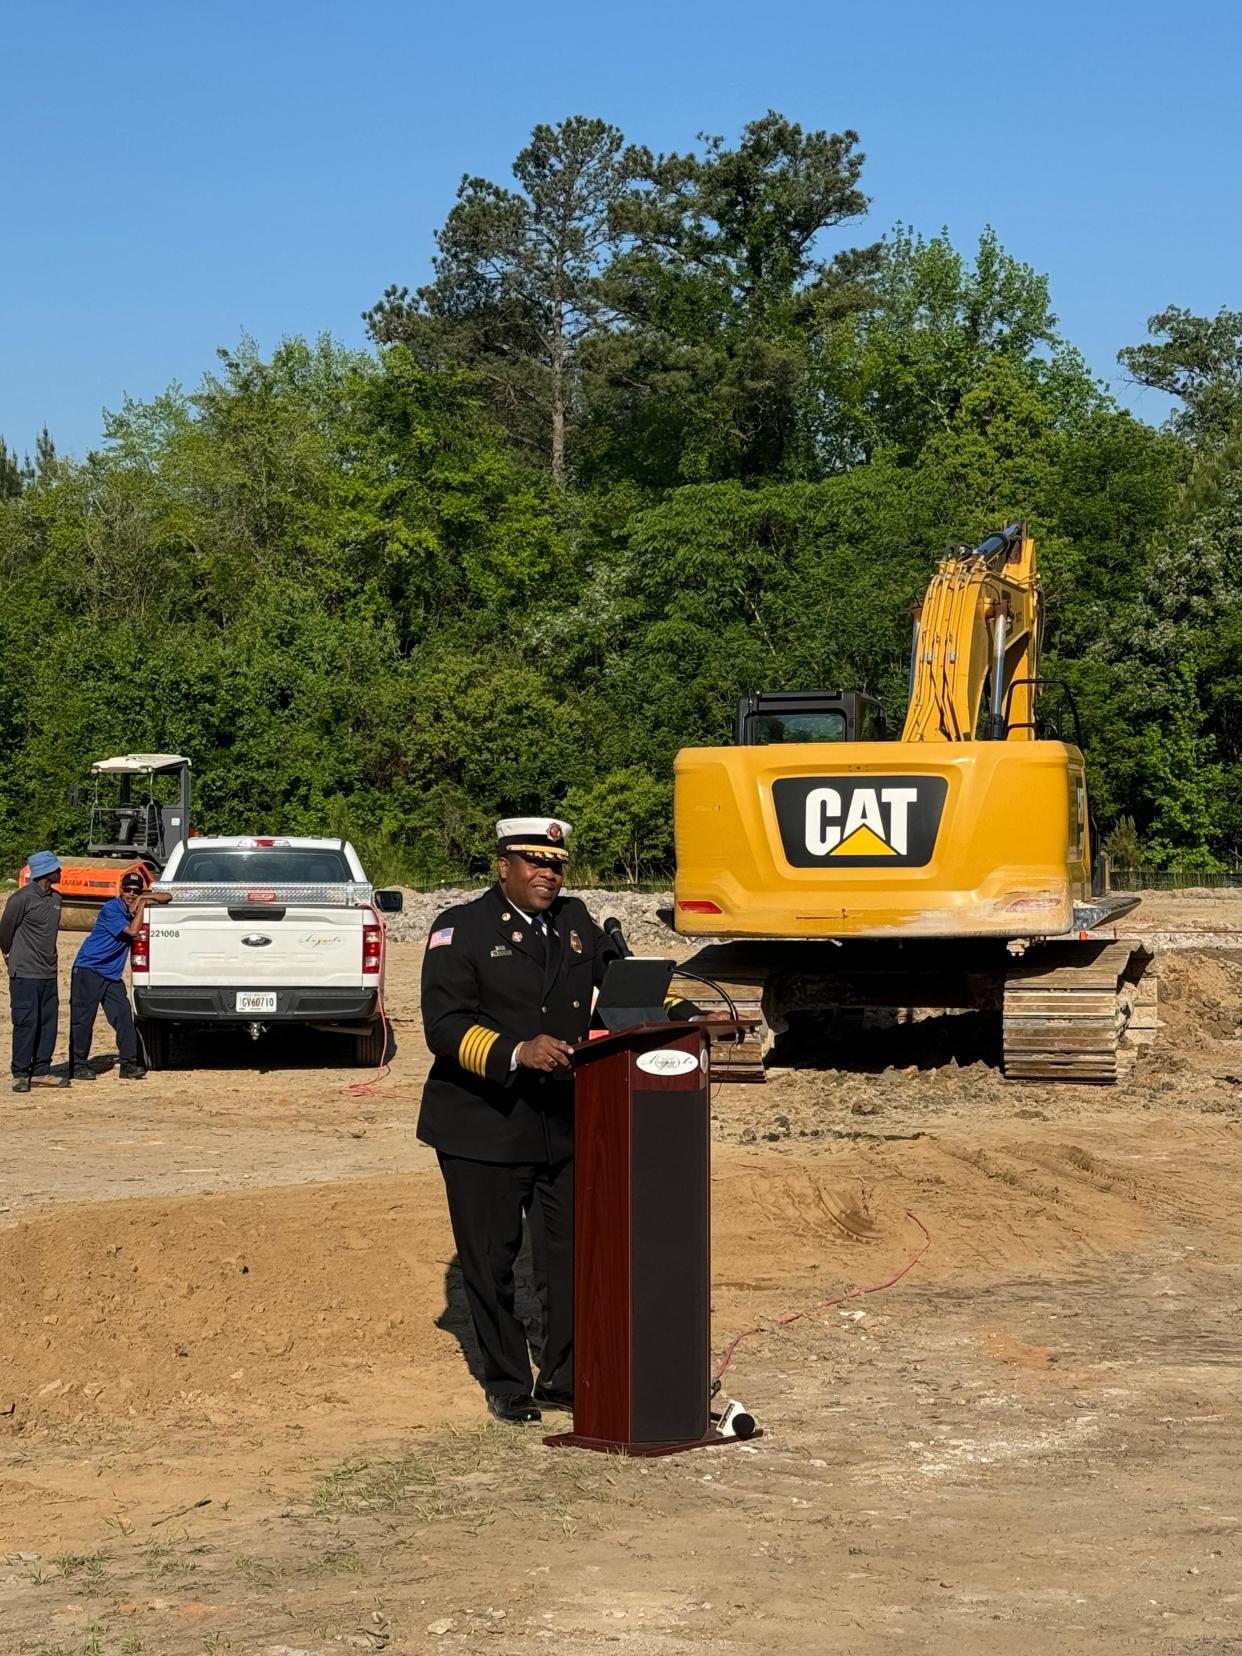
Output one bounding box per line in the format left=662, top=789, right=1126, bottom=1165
left=772, top=775, right=949, bottom=868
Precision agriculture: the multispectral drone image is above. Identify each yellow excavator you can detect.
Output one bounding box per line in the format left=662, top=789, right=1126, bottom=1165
left=673, top=522, right=1155, bottom=1082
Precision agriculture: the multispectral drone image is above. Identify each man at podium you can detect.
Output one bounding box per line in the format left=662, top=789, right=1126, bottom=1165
left=418, top=816, right=700, bottom=1426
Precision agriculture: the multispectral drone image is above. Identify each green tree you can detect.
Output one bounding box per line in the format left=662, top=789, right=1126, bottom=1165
left=365, top=116, right=642, bottom=478
left=1101, top=815, right=1142, bottom=871
left=34, top=426, right=57, bottom=479
left=1138, top=657, right=1224, bottom=869
left=1119, top=306, right=1242, bottom=450
left=815, top=226, right=1095, bottom=469
left=0, top=438, right=27, bottom=499
left=564, top=767, right=673, bottom=881
left=584, top=111, right=876, bottom=484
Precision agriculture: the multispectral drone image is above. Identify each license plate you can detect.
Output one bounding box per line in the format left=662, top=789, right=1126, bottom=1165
left=235, top=992, right=278, bottom=1013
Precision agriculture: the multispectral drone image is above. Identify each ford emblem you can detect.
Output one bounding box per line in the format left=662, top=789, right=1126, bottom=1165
left=241, top=934, right=273, bottom=948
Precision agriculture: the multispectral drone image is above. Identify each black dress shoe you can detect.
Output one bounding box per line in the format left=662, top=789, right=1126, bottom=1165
left=70, top=1064, right=97, bottom=1081
left=119, top=1061, right=147, bottom=1079
left=12, top=1077, right=31, bottom=1094
left=532, top=1386, right=573, bottom=1411
left=486, top=1392, right=542, bottom=1425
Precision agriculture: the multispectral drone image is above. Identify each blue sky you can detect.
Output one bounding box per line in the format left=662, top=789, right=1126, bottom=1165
left=4, top=0, right=1238, bottom=458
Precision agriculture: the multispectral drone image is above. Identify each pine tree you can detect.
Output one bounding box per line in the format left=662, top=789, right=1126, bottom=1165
left=365, top=117, right=643, bottom=478
left=0, top=439, right=24, bottom=499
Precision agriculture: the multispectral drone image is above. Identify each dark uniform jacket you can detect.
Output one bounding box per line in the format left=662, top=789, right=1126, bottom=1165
left=417, top=883, right=614, bottom=1163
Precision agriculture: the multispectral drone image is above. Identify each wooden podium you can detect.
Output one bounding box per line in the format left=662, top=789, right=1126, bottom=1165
left=544, top=1019, right=748, bottom=1456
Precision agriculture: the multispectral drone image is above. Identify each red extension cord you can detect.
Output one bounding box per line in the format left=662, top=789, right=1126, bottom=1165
left=712, top=1209, right=932, bottom=1385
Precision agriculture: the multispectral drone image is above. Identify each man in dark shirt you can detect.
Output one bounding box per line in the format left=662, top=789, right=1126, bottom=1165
left=0, top=850, right=68, bottom=1093
left=70, top=871, right=172, bottom=1081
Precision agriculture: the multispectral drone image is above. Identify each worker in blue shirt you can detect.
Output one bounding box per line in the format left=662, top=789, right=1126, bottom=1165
left=69, top=872, right=171, bottom=1080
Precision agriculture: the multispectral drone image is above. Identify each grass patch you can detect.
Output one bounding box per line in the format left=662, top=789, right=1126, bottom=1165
left=310, top=1450, right=452, bottom=1522
left=142, top=1541, right=189, bottom=1581
left=25, top=1629, right=111, bottom=1656
left=232, top=1552, right=284, bottom=1588
left=315, top=1545, right=366, bottom=1574
left=51, top=1551, right=108, bottom=1583
left=307, top=1421, right=648, bottom=1531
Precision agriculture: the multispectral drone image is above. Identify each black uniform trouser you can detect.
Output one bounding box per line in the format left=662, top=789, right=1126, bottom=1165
left=70, top=968, right=138, bottom=1066
left=9, top=977, right=59, bottom=1078
left=437, top=1150, right=574, bottom=1399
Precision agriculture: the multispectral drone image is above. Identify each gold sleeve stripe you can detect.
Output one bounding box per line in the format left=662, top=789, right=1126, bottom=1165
left=458, top=1025, right=500, bottom=1077
left=664, top=992, right=686, bottom=1008
left=472, top=1030, right=499, bottom=1074
left=459, top=1027, right=487, bottom=1072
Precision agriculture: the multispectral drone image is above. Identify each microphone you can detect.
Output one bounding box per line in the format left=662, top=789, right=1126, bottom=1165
left=602, top=917, right=632, bottom=958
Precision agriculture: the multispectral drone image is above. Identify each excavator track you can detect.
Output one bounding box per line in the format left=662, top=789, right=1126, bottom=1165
left=701, top=990, right=771, bottom=1083
left=677, top=936, right=1157, bottom=1085
left=672, top=952, right=773, bottom=1083
left=1002, top=940, right=1156, bottom=1083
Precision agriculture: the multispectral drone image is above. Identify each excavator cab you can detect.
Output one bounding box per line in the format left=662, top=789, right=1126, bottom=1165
left=735, top=690, right=887, bottom=747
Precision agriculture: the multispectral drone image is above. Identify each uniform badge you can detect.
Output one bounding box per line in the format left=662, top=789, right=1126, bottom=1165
left=490, top=944, right=512, bottom=958
left=547, top=821, right=563, bottom=842
left=501, top=911, right=511, bottom=921
left=569, top=929, right=582, bottom=953
left=511, top=929, right=524, bottom=943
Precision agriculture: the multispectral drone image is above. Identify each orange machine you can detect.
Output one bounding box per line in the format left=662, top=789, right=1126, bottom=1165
left=673, top=524, right=1154, bottom=1082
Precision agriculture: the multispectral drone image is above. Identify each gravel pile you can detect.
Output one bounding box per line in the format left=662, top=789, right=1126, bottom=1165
left=384, top=886, right=678, bottom=953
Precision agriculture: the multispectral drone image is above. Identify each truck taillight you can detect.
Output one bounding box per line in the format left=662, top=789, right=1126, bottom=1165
left=363, top=923, right=382, bottom=974
left=132, top=923, right=151, bottom=973
left=678, top=900, right=722, bottom=914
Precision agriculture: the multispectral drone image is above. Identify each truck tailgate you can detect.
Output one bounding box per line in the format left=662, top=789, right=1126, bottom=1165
left=149, top=906, right=362, bottom=987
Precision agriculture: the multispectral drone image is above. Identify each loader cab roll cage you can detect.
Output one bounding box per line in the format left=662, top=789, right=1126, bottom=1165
left=80, top=754, right=192, bottom=867
left=735, top=690, right=888, bottom=747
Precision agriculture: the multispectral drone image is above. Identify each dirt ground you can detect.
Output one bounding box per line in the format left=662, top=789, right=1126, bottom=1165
left=3, top=894, right=1242, bottom=1654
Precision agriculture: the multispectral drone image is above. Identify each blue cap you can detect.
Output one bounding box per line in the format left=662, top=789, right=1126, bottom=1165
left=27, top=851, right=61, bottom=880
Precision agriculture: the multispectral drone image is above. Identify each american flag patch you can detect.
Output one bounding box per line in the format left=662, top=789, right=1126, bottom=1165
left=428, top=927, right=454, bottom=949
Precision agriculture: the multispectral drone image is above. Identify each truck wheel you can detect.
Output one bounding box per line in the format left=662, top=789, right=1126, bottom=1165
left=138, top=1019, right=171, bottom=1071
left=354, top=1017, right=390, bottom=1068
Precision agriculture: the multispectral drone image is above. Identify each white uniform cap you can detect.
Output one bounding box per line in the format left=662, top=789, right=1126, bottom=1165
left=496, top=817, right=572, bottom=858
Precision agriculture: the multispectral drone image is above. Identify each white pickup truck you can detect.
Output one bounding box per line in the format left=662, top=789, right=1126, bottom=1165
left=131, top=836, right=404, bottom=1068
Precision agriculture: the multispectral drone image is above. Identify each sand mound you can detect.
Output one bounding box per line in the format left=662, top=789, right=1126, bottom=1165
left=0, top=1175, right=465, bottom=1431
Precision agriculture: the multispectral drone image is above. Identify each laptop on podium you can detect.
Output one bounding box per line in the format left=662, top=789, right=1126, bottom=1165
left=593, top=957, right=676, bottom=1032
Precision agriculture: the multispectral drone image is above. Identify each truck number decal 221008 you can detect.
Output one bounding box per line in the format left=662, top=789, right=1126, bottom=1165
left=151, top=928, right=180, bottom=938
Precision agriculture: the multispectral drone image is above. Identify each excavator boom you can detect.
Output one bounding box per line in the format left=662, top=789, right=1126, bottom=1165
left=902, top=522, right=1040, bottom=744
